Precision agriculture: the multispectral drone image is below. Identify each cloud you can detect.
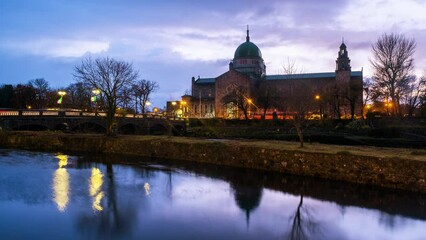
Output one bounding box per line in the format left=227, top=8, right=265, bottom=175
left=337, top=0, right=426, bottom=32
left=2, top=39, right=110, bottom=58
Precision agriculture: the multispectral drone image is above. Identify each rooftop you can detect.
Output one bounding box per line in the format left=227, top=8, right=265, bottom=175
left=193, top=71, right=363, bottom=85
left=266, top=71, right=362, bottom=81
left=194, top=78, right=216, bottom=84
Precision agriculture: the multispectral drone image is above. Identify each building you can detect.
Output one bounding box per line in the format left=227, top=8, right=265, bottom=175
left=170, top=28, right=363, bottom=119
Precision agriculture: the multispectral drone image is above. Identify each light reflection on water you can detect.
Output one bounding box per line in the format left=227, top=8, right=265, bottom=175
left=52, top=154, right=69, bottom=212
left=89, top=168, right=104, bottom=212
left=0, top=149, right=425, bottom=240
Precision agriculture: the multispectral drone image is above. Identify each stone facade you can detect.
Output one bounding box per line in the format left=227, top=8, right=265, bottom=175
left=179, top=29, right=363, bottom=119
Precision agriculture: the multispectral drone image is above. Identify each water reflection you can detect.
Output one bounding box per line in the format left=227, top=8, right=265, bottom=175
left=52, top=154, right=70, bottom=212
left=287, top=195, right=322, bottom=240
left=144, top=182, right=151, bottom=196
left=89, top=168, right=104, bottom=212
left=230, top=171, right=263, bottom=227
left=1, top=150, right=426, bottom=240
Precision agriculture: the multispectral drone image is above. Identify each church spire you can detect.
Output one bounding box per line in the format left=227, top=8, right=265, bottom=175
left=246, top=25, right=250, bottom=42
left=336, top=40, right=351, bottom=71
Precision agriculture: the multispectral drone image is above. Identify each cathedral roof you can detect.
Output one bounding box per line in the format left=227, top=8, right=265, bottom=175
left=266, top=71, right=362, bottom=81
left=234, top=41, right=262, bottom=59
left=234, top=27, right=262, bottom=59
left=195, top=77, right=215, bottom=84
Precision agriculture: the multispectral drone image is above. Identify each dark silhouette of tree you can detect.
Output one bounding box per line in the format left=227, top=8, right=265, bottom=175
left=12, top=84, right=36, bottom=109
left=361, top=77, right=374, bottom=118
left=132, top=79, right=159, bottom=115
left=66, top=82, right=92, bottom=110
left=419, top=74, right=426, bottom=117
left=74, top=57, right=138, bottom=135
left=256, top=83, right=280, bottom=120
left=343, top=79, right=363, bottom=119
left=286, top=82, right=314, bottom=147
left=324, top=82, right=343, bottom=119
left=403, top=75, right=425, bottom=117
left=29, top=78, right=50, bottom=109
left=370, top=33, right=416, bottom=116
left=0, top=84, right=14, bottom=108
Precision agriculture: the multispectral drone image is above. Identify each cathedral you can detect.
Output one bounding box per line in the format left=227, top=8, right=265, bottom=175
left=169, top=28, right=363, bottom=119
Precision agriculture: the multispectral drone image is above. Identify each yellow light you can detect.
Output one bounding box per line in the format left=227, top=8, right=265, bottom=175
left=92, top=89, right=100, bottom=95
left=171, top=101, right=177, bottom=106
left=53, top=168, right=70, bottom=212
left=93, top=192, right=104, bottom=211
left=58, top=91, right=66, bottom=97
left=315, top=95, right=320, bottom=100
left=144, top=182, right=151, bottom=196
left=89, top=168, right=104, bottom=212
left=27, top=105, right=32, bottom=109
left=153, top=107, right=159, bottom=113
left=247, top=99, right=252, bottom=104
left=145, top=101, right=151, bottom=106
left=181, top=101, right=187, bottom=105
left=56, top=154, right=68, bottom=168
left=366, top=104, right=371, bottom=109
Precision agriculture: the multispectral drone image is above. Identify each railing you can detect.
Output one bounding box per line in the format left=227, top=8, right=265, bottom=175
left=0, top=109, right=185, bottom=121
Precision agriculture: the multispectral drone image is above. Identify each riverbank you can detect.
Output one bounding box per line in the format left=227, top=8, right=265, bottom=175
left=1, top=131, right=425, bottom=192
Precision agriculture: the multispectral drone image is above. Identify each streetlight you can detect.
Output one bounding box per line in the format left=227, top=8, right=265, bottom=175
left=314, top=94, right=321, bottom=119
left=91, top=89, right=100, bottom=115
left=180, top=101, right=187, bottom=118
left=57, top=91, right=66, bottom=109
left=247, top=99, right=253, bottom=119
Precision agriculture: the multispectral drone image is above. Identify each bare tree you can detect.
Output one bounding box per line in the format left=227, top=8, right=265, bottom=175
left=361, top=77, right=374, bottom=118
left=256, top=83, right=280, bottom=120
left=282, top=57, right=303, bottom=75
left=342, top=79, right=362, bottom=119
left=132, top=79, right=159, bottom=115
left=66, top=82, right=91, bottom=110
left=404, top=75, right=425, bottom=117
left=287, top=82, right=314, bottom=147
left=221, top=86, right=251, bottom=120
left=29, top=78, right=50, bottom=109
left=74, top=57, right=138, bottom=135
left=370, top=33, right=416, bottom=116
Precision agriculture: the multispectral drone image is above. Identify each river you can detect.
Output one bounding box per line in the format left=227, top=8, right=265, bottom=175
left=0, top=149, right=425, bottom=240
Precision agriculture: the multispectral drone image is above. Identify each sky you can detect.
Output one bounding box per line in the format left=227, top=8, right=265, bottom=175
left=1, top=0, right=426, bottom=108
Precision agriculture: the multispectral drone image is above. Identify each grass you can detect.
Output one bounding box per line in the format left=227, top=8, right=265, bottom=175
left=116, top=135, right=426, bottom=162
left=3, top=131, right=426, bottom=162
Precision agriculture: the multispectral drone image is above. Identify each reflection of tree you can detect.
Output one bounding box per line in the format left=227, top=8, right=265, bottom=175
left=287, top=195, right=321, bottom=240
left=378, top=212, right=401, bottom=230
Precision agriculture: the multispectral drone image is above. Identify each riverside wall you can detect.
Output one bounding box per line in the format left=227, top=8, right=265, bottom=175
left=0, top=131, right=425, bottom=193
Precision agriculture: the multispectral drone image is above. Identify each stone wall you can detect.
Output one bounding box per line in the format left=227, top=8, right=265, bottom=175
left=1, top=131, right=425, bottom=193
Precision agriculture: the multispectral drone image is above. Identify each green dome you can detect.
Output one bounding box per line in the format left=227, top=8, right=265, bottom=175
left=234, top=41, right=262, bottom=59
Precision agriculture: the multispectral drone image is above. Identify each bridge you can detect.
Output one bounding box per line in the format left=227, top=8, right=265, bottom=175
left=0, top=109, right=186, bottom=135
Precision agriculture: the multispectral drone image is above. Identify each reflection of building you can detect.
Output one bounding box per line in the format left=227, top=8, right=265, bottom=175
left=174, top=28, right=363, bottom=119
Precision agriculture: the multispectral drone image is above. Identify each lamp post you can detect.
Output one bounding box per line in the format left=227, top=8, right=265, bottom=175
left=247, top=98, right=252, bottom=119
left=315, top=94, right=321, bottom=119
left=171, top=101, right=177, bottom=118
left=91, top=89, right=100, bottom=115
left=145, top=101, right=151, bottom=116
left=57, top=91, right=66, bottom=109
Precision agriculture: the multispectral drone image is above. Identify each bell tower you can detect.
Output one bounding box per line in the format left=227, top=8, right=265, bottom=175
left=336, top=40, right=351, bottom=72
